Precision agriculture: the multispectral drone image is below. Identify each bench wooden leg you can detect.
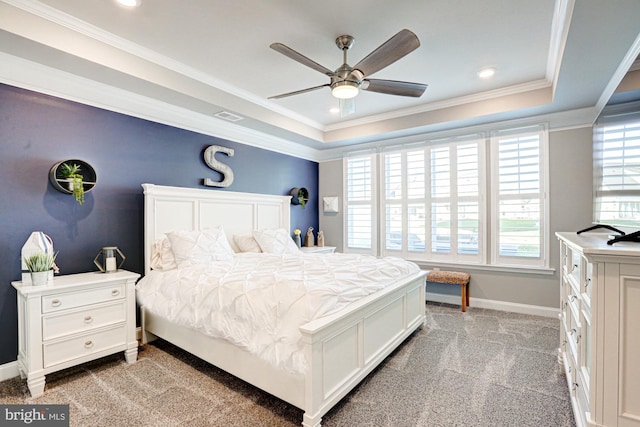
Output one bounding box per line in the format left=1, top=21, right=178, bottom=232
left=465, top=282, right=470, bottom=307
left=461, top=283, right=467, bottom=312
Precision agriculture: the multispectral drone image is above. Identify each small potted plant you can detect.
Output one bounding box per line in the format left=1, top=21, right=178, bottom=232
left=290, top=187, right=309, bottom=208
left=24, top=252, right=58, bottom=286
left=59, top=162, right=85, bottom=205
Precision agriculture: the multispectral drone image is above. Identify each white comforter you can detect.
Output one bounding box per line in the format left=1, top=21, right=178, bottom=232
left=136, top=252, right=419, bottom=374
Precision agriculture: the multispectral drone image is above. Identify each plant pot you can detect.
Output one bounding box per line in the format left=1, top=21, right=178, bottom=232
left=30, top=271, right=50, bottom=286
left=290, top=187, right=309, bottom=207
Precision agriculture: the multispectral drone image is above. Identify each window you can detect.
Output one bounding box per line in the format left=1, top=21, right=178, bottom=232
left=491, top=126, right=548, bottom=267
left=343, top=125, right=549, bottom=269
left=380, top=137, right=484, bottom=263
left=594, top=108, right=640, bottom=228
left=344, top=151, right=377, bottom=254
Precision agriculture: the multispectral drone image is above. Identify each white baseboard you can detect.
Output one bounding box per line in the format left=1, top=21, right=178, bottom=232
left=0, top=361, right=20, bottom=382
left=426, top=292, right=559, bottom=318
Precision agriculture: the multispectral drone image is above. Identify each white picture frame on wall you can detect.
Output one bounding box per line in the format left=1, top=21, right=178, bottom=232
left=323, top=196, right=339, bottom=213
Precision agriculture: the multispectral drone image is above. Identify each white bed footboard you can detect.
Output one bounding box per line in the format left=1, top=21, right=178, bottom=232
left=299, top=271, right=426, bottom=427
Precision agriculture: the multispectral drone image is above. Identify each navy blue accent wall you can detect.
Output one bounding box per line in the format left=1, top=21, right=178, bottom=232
left=0, top=84, right=319, bottom=364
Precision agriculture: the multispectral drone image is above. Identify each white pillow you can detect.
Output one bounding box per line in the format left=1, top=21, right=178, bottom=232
left=167, top=227, right=234, bottom=268
left=252, top=228, right=300, bottom=255
left=233, top=233, right=262, bottom=253
left=150, top=236, right=177, bottom=270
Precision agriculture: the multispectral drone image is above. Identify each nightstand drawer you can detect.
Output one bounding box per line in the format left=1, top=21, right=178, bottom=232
left=43, top=325, right=126, bottom=368
left=43, top=301, right=126, bottom=340
left=42, top=284, right=125, bottom=313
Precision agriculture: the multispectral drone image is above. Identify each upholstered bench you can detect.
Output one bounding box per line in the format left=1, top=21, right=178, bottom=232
left=426, top=270, right=471, bottom=312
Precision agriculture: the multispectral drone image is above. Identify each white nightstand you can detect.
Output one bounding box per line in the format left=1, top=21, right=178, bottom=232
left=300, top=246, right=336, bottom=254
left=11, top=270, right=140, bottom=397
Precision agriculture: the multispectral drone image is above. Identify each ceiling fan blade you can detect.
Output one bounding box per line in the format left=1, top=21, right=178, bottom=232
left=353, top=29, right=421, bottom=77
left=362, top=79, right=427, bottom=97
left=270, top=43, right=334, bottom=77
left=268, top=84, right=330, bottom=99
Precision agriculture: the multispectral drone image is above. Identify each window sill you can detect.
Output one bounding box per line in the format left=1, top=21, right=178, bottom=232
left=412, top=260, right=556, bottom=276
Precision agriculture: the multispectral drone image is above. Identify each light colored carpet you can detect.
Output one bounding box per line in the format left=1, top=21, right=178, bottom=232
left=0, top=302, right=575, bottom=426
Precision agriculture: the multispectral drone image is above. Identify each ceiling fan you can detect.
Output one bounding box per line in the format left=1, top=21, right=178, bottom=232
left=269, top=29, right=428, bottom=114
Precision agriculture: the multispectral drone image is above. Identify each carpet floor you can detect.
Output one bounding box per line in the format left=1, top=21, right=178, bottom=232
left=0, top=302, right=576, bottom=426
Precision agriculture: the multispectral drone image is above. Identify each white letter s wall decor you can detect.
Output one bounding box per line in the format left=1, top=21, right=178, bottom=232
left=203, top=145, right=235, bottom=187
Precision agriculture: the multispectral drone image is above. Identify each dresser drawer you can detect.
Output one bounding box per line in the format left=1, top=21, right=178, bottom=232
left=42, top=284, right=125, bottom=314
left=42, top=301, right=126, bottom=340
left=43, top=325, right=126, bottom=368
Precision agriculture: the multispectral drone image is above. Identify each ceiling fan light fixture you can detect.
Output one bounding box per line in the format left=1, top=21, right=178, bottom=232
left=331, top=81, right=359, bottom=99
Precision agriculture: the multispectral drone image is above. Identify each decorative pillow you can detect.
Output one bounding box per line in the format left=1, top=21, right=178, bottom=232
left=167, top=227, right=235, bottom=268
left=233, top=233, right=262, bottom=253
left=252, top=228, right=300, bottom=255
left=150, top=236, right=177, bottom=270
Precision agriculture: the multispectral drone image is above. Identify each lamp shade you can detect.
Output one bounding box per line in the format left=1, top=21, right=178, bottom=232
left=331, top=82, right=359, bottom=99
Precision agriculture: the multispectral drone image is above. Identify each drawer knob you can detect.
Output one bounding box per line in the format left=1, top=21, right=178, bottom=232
left=572, top=382, right=579, bottom=392
left=84, top=341, right=94, bottom=349
left=51, top=299, right=61, bottom=307
left=584, top=278, right=591, bottom=290
left=569, top=295, right=577, bottom=303
left=84, top=316, right=93, bottom=323
left=571, top=264, right=578, bottom=272
left=111, top=289, right=120, bottom=297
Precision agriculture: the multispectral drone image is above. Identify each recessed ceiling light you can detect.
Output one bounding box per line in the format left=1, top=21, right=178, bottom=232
left=329, top=107, right=340, bottom=114
left=477, top=67, right=496, bottom=79
left=115, top=0, right=141, bottom=7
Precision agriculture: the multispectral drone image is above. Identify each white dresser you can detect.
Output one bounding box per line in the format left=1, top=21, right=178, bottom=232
left=556, top=232, right=640, bottom=427
left=11, top=270, right=140, bottom=397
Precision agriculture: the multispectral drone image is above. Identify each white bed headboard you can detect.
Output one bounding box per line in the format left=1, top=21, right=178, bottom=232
left=142, top=184, right=291, bottom=274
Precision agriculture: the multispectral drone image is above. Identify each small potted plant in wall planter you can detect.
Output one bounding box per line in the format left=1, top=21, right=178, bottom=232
left=59, top=162, right=85, bottom=205
left=290, top=187, right=309, bottom=208
left=24, top=252, right=58, bottom=286
left=49, top=159, right=97, bottom=205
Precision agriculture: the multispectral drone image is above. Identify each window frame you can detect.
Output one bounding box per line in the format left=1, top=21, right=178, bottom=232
left=342, top=124, right=550, bottom=270
left=378, top=136, right=486, bottom=264
left=489, top=125, right=549, bottom=268
left=343, top=150, right=378, bottom=255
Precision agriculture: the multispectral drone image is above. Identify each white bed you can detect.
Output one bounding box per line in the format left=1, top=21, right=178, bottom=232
left=138, top=183, right=427, bottom=427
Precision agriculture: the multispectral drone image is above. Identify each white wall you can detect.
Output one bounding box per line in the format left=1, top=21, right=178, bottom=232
left=318, top=126, right=593, bottom=310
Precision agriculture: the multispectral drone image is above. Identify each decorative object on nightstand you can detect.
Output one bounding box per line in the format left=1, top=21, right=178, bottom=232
left=21, top=231, right=56, bottom=284
left=293, top=229, right=302, bottom=248
left=317, top=230, right=324, bottom=247
left=290, top=187, right=309, bottom=208
left=304, top=227, right=314, bottom=247
left=24, top=252, right=58, bottom=286
left=94, top=246, right=126, bottom=273
left=11, top=270, right=140, bottom=397
left=49, top=159, right=97, bottom=205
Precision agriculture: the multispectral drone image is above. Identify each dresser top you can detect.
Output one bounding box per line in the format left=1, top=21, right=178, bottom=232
left=556, top=232, right=640, bottom=258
